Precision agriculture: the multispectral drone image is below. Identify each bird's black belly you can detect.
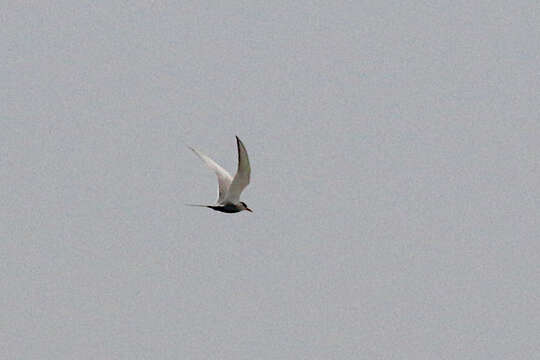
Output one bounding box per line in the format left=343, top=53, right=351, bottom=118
left=208, top=204, right=241, bottom=213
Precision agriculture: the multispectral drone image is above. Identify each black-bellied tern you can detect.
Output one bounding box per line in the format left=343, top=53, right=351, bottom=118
left=187, top=136, right=252, bottom=213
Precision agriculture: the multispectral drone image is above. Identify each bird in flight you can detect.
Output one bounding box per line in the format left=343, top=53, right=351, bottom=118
left=187, top=136, right=252, bottom=213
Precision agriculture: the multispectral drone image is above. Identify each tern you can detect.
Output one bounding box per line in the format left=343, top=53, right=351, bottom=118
left=187, top=136, right=252, bottom=213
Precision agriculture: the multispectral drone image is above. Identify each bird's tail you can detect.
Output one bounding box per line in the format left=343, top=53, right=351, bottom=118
left=184, top=203, right=211, bottom=208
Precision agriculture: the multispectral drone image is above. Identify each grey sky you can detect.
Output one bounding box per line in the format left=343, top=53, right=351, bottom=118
left=2, top=1, right=539, bottom=359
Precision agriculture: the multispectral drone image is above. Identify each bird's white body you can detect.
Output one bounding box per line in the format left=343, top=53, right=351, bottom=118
left=188, top=136, right=252, bottom=213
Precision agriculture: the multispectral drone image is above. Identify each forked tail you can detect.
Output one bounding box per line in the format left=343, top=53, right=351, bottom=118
left=184, top=204, right=212, bottom=208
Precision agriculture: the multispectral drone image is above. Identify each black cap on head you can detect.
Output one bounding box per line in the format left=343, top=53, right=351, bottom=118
left=240, top=202, right=253, bottom=212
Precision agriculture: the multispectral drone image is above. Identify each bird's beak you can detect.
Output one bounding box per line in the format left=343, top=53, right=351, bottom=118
left=246, top=207, right=253, bottom=213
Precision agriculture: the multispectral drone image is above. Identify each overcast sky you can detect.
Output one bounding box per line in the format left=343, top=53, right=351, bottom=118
left=2, top=1, right=539, bottom=359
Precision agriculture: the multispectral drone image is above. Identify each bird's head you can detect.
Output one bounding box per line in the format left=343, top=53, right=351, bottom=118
left=240, top=202, right=253, bottom=213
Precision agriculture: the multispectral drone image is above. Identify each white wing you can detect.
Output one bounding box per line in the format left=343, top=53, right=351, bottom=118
left=224, top=136, right=251, bottom=203
left=189, top=147, right=233, bottom=204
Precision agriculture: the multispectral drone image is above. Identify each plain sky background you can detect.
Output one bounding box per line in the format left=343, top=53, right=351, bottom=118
left=2, top=1, right=539, bottom=359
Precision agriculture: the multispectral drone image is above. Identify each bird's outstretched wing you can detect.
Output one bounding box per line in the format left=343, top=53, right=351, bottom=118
left=189, top=147, right=233, bottom=204
left=224, top=136, right=251, bottom=203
